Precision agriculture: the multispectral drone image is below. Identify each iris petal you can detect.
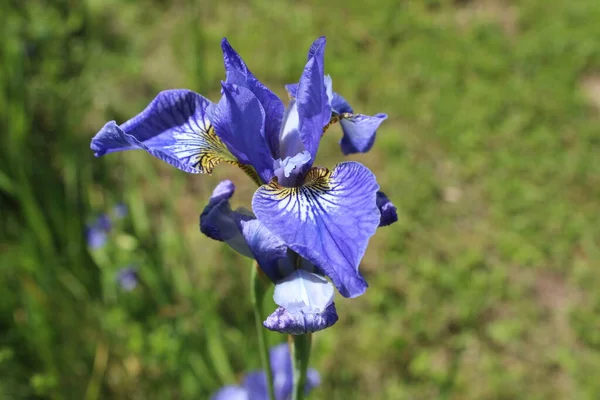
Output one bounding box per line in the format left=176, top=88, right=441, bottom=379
left=91, top=90, right=243, bottom=175
left=253, top=161, right=380, bottom=298
left=199, top=180, right=253, bottom=257
left=221, top=39, right=285, bottom=158
left=210, top=386, right=249, bottom=400
left=273, top=270, right=334, bottom=314
left=295, top=38, right=331, bottom=165
left=238, top=219, right=289, bottom=282
left=339, top=113, right=388, bottom=155
left=213, top=83, right=274, bottom=183
left=200, top=181, right=290, bottom=280
left=377, top=191, right=398, bottom=227
left=264, top=302, right=339, bottom=335
left=268, top=343, right=319, bottom=399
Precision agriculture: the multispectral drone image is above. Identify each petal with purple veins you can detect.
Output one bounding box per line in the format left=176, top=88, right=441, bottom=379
left=253, top=161, right=380, bottom=298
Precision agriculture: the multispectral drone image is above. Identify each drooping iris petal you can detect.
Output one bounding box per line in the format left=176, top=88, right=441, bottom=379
left=264, top=302, right=339, bottom=335
left=212, top=83, right=274, bottom=183
left=237, top=219, right=288, bottom=282
left=339, top=113, right=388, bottom=155
left=376, top=191, right=398, bottom=227
left=91, top=90, right=242, bottom=175
left=221, top=39, right=285, bottom=158
left=199, top=180, right=253, bottom=257
left=210, top=386, right=249, bottom=400
left=253, top=161, right=380, bottom=298
left=295, top=38, right=331, bottom=165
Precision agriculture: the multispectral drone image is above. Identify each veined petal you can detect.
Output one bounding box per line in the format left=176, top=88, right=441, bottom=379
left=339, top=113, right=388, bottom=155
left=264, top=302, right=338, bottom=335
left=213, top=83, right=274, bottom=183
left=199, top=180, right=253, bottom=257
left=91, top=90, right=245, bottom=175
left=267, top=270, right=337, bottom=333
left=200, top=181, right=291, bottom=279
left=253, top=162, right=380, bottom=298
left=210, top=386, right=249, bottom=400
left=295, top=38, right=331, bottom=164
left=238, top=219, right=289, bottom=282
left=221, top=38, right=284, bottom=157
left=377, top=191, right=398, bottom=227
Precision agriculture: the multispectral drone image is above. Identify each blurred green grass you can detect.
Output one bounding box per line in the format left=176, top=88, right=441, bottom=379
left=2, top=0, right=600, bottom=398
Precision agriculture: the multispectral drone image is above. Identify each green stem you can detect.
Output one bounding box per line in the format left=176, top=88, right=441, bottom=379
left=290, top=333, right=312, bottom=400
left=250, top=262, right=275, bottom=400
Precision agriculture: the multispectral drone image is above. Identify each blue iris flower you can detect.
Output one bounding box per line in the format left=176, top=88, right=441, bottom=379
left=86, top=214, right=112, bottom=249
left=116, top=266, right=138, bottom=291
left=91, top=37, right=398, bottom=333
left=211, top=343, right=320, bottom=400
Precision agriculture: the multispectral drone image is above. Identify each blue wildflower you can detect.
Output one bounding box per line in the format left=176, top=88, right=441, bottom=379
left=113, top=203, right=128, bottom=219
left=86, top=214, right=111, bottom=249
left=91, top=37, right=397, bottom=333
left=116, top=266, right=138, bottom=291
left=211, top=343, right=320, bottom=400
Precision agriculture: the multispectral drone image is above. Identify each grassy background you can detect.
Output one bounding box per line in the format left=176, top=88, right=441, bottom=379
left=2, top=0, right=600, bottom=398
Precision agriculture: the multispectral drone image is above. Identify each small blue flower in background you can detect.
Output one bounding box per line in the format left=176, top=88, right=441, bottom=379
left=91, top=36, right=398, bottom=334
left=113, top=203, right=128, bottom=219
left=116, top=266, right=138, bottom=291
left=86, top=214, right=112, bottom=249
left=211, top=343, right=320, bottom=400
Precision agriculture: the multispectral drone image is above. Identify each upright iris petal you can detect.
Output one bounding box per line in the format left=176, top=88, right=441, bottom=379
left=212, top=83, right=274, bottom=183
left=253, top=161, right=380, bottom=298
left=294, top=37, right=331, bottom=165
left=287, top=76, right=388, bottom=155
left=221, top=39, right=285, bottom=158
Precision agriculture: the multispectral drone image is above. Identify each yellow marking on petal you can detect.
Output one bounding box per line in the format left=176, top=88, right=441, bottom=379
left=322, top=113, right=352, bottom=135
left=189, top=125, right=262, bottom=185
left=263, top=167, right=332, bottom=200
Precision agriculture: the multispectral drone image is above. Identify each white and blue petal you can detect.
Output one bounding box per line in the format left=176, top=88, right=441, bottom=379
left=212, top=83, right=275, bottom=183
left=339, top=113, right=388, bottom=155
left=264, top=303, right=339, bottom=335
left=376, top=191, right=398, bottom=227
left=221, top=39, right=285, bottom=158
left=294, top=37, right=331, bottom=164
left=91, top=90, right=242, bottom=175
left=253, top=162, right=380, bottom=298
left=265, top=270, right=339, bottom=334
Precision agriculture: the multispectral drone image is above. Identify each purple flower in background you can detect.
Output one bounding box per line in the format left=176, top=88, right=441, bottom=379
left=113, top=203, right=128, bottom=219
left=211, top=343, right=320, bottom=400
left=91, top=37, right=397, bottom=333
left=116, top=267, right=138, bottom=291
left=86, top=214, right=112, bottom=249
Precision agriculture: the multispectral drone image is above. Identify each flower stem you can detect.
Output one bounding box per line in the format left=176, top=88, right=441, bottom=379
left=290, top=333, right=312, bottom=400
left=250, top=262, right=275, bottom=400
